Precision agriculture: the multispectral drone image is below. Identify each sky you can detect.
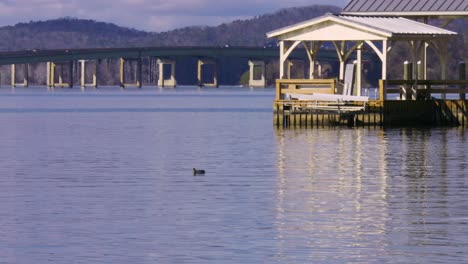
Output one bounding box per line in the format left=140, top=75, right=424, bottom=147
left=0, top=0, right=348, bottom=32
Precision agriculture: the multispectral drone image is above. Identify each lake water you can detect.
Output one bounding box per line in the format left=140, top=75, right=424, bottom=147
left=0, top=86, right=467, bottom=263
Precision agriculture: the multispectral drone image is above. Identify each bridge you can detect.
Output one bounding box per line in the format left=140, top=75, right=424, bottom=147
left=0, top=46, right=351, bottom=88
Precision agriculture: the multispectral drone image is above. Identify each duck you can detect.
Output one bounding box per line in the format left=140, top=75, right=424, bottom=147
left=193, top=168, right=205, bottom=175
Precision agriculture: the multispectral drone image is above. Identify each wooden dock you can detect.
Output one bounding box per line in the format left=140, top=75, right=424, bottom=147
left=274, top=79, right=468, bottom=128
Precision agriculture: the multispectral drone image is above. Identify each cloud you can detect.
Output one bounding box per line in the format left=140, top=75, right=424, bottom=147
left=0, top=0, right=348, bottom=31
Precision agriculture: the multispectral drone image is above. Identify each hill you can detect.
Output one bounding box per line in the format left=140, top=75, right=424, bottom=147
left=0, top=5, right=341, bottom=51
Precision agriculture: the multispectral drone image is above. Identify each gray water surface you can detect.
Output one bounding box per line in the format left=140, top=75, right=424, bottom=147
left=0, top=86, right=467, bottom=263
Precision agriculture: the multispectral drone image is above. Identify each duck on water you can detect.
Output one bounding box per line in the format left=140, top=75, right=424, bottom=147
left=193, top=168, right=205, bottom=175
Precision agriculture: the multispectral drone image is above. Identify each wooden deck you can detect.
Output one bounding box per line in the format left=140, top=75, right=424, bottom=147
left=273, top=79, right=468, bottom=128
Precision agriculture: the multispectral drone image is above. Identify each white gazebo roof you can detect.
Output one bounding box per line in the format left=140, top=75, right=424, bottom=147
left=267, top=13, right=458, bottom=89
left=266, top=13, right=457, bottom=41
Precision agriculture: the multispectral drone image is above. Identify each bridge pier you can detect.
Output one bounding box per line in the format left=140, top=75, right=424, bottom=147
left=80, top=60, right=98, bottom=88
left=157, top=59, right=176, bottom=88
left=248, top=60, right=266, bottom=87
left=120, top=57, right=142, bottom=88
left=11, top=64, right=29, bottom=87
left=47, top=61, right=74, bottom=88
left=197, top=59, right=218, bottom=87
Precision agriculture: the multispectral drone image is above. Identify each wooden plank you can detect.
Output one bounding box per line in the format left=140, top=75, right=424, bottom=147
left=276, top=78, right=335, bottom=84
left=427, top=88, right=468, bottom=93
left=281, top=88, right=333, bottom=95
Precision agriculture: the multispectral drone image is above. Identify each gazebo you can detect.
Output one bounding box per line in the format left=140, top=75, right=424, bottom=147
left=267, top=1, right=468, bottom=127
left=266, top=13, right=457, bottom=97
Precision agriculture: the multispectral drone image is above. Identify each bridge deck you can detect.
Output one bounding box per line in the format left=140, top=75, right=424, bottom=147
left=0, top=46, right=347, bottom=65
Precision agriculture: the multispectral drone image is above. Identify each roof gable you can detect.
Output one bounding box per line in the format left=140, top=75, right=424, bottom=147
left=266, top=14, right=457, bottom=41
left=267, top=14, right=391, bottom=41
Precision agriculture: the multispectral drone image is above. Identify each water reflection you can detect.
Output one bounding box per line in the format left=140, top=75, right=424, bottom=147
left=274, top=128, right=468, bottom=262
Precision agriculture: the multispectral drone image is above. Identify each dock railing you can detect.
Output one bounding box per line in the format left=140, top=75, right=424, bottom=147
left=275, top=79, right=336, bottom=100
left=379, top=79, right=468, bottom=101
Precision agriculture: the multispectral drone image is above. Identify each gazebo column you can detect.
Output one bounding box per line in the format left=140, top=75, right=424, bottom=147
left=382, top=40, right=388, bottom=80
left=365, top=39, right=389, bottom=99
left=409, top=40, right=428, bottom=81
left=333, top=41, right=362, bottom=82
left=279, top=41, right=285, bottom=78
left=356, top=42, right=363, bottom=96
left=279, top=40, right=300, bottom=79
left=303, top=41, right=321, bottom=79
left=421, top=42, right=429, bottom=80
left=333, top=41, right=347, bottom=81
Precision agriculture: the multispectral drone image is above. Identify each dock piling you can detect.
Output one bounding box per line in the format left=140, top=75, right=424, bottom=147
left=460, top=62, right=466, bottom=100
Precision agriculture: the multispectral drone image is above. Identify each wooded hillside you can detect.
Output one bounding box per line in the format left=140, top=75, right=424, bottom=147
left=0, top=5, right=341, bottom=51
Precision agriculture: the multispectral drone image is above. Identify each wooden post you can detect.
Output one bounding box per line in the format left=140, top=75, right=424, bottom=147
left=275, top=80, right=281, bottom=101
left=460, top=62, right=466, bottom=100
left=379, top=79, right=385, bottom=101
left=404, top=61, right=412, bottom=100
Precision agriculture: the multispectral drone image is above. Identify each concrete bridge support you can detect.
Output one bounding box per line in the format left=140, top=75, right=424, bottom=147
left=248, top=60, right=266, bottom=87
left=80, top=60, right=98, bottom=88
left=120, top=57, right=142, bottom=88
left=197, top=59, right=218, bottom=87
left=11, top=64, right=29, bottom=87
left=47, top=61, right=74, bottom=88
left=157, top=59, right=176, bottom=88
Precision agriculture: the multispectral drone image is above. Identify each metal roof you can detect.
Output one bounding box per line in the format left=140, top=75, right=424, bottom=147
left=339, top=15, right=457, bottom=35
left=342, top=0, right=468, bottom=16
left=267, top=14, right=457, bottom=40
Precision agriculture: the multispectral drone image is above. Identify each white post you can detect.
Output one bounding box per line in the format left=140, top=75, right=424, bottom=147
left=356, top=43, right=363, bottom=96
left=279, top=41, right=285, bottom=79
left=158, top=60, right=164, bottom=87
left=382, top=40, right=388, bottom=80
left=80, top=60, right=86, bottom=88
left=423, top=42, right=428, bottom=79
left=11, top=64, right=16, bottom=87
left=46, top=62, right=51, bottom=87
